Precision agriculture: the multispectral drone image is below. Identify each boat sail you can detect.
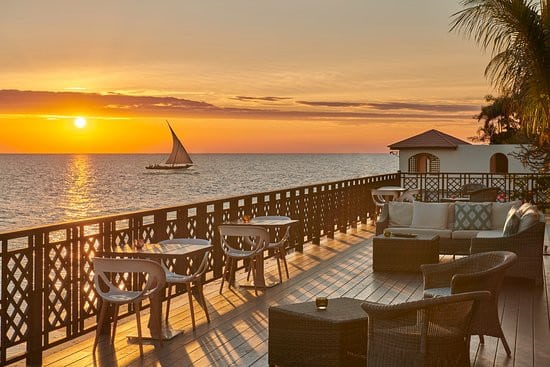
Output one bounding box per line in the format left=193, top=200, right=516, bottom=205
left=146, top=122, right=193, bottom=170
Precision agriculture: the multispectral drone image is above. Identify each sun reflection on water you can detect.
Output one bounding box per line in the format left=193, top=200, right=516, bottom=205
left=61, top=155, right=95, bottom=221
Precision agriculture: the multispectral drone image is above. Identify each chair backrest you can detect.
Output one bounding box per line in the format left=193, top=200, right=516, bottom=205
left=218, top=225, right=269, bottom=255
left=361, top=291, right=490, bottom=365
left=396, top=188, right=421, bottom=202
left=469, top=187, right=500, bottom=202
left=93, top=257, right=166, bottom=300
left=449, top=251, right=517, bottom=294
left=461, top=183, right=486, bottom=196
left=159, top=238, right=211, bottom=277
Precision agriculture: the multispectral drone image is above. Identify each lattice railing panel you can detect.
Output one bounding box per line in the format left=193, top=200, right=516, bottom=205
left=4, top=251, right=31, bottom=345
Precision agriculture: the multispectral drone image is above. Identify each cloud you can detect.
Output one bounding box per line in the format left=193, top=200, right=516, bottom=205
left=0, top=89, right=478, bottom=122
left=0, top=89, right=217, bottom=117
left=232, top=96, right=292, bottom=102
left=296, top=101, right=367, bottom=107
left=365, top=101, right=478, bottom=112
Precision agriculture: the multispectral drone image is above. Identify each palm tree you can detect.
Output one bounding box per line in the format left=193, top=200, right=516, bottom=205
left=451, top=0, right=550, bottom=144
left=471, top=94, right=528, bottom=143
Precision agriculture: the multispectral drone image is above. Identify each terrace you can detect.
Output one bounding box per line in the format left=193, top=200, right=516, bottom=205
left=1, top=172, right=549, bottom=366
left=38, top=222, right=550, bottom=366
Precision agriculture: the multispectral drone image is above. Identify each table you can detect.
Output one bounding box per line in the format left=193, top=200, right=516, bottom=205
left=227, top=218, right=298, bottom=288
left=373, top=233, right=439, bottom=272
left=100, top=241, right=212, bottom=341
left=268, top=298, right=368, bottom=367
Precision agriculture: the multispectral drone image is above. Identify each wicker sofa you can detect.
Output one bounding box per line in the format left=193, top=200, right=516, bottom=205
left=376, top=201, right=522, bottom=255
left=376, top=200, right=546, bottom=284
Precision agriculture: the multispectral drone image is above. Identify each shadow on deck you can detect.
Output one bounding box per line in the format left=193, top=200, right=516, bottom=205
left=40, top=223, right=550, bottom=367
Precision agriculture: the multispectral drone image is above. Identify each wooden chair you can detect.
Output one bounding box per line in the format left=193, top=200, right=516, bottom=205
left=421, top=251, right=518, bottom=356
left=218, top=225, right=269, bottom=295
left=92, top=257, right=166, bottom=357
left=159, top=238, right=211, bottom=330
left=361, top=291, right=490, bottom=367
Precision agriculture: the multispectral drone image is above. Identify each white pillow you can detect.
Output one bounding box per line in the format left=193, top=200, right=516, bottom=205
left=491, top=200, right=522, bottom=229
left=411, top=202, right=449, bottom=229
left=388, top=201, right=413, bottom=227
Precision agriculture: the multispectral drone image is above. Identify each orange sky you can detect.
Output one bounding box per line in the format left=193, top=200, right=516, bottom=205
left=0, top=1, right=494, bottom=153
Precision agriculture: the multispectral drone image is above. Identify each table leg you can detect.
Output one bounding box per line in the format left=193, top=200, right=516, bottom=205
left=127, top=287, right=183, bottom=342
left=239, top=253, right=279, bottom=289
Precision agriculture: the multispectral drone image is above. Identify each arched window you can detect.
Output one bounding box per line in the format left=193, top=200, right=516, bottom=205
left=490, top=153, right=508, bottom=173
left=408, top=153, right=440, bottom=173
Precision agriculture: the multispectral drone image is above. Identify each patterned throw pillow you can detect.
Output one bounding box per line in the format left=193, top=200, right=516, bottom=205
left=454, top=203, right=492, bottom=230
left=502, top=207, right=521, bottom=236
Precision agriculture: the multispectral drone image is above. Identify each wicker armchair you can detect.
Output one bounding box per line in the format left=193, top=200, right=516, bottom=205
left=361, top=291, right=490, bottom=367
left=470, top=221, right=545, bottom=285
left=469, top=187, right=499, bottom=202
left=421, top=251, right=518, bottom=357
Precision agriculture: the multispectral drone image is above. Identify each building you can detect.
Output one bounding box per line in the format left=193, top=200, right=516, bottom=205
left=389, top=129, right=534, bottom=174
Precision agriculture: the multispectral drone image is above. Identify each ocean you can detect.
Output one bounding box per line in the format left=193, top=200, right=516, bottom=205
left=0, top=153, right=397, bottom=232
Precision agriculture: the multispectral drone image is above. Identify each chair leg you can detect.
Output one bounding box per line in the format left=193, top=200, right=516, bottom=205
left=220, top=256, right=230, bottom=294
left=165, top=284, right=172, bottom=324
left=135, top=301, right=144, bottom=358
left=196, top=281, right=210, bottom=323
left=111, top=304, right=120, bottom=345
left=93, top=300, right=109, bottom=353
left=251, top=257, right=258, bottom=296
left=186, top=283, right=196, bottom=330
left=281, top=247, right=289, bottom=279
left=501, top=336, right=512, bottom=356
left=275, top=251, right=283, bottom=283
left=479, top=335, right=484, bottom=344
left=228, top=258, right=236, bottom=289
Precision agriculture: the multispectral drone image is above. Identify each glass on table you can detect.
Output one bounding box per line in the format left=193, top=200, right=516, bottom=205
left=315, top=297, right=328, bottom=310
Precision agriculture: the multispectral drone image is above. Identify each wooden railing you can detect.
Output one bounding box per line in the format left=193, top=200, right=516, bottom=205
left=0, top=173, right=399, bottom=366
left=400, top=172, right=550, bottom=207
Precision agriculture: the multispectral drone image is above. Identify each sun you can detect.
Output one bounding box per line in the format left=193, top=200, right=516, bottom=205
left=74, top=117, right=87, bottom=129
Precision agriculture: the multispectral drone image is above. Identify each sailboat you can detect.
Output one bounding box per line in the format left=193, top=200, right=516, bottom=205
left=146, top=121, right=193, bottom=170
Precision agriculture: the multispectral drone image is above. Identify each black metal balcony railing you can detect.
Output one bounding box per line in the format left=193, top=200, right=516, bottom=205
left=0, top=173, right=399, bottom=366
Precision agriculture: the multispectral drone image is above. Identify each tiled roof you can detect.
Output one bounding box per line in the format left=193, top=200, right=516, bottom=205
left=388, top=129, right=471, bottom=150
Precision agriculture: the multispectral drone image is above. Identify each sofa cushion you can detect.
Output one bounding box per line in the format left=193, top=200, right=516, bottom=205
left=388, top=201, right=413, bottom=227
left=518, top=207, right=540, bottom=233
left=411, top=202, right=449, bottom=230
left=454, top=203, right=492, bottom=230
left=476, top=230, right=504, bottom=238
left=502, top=207, right=521, bottom=236
left=387, top=227, right=452, bottom=239
left=447, top=203, right=455, bottom=229
left=491, top=200, right=521, bottom=229
left=452, top=230, right=481, bottom=240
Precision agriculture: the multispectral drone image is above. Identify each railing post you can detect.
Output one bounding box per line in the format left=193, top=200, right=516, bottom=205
left=212, top=202, right=224, bottom=278
left=27, top=232, right=43, bottom=366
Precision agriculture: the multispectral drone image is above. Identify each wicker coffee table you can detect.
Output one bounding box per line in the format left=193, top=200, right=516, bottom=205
left=268, top=297, right=368, bottom=367
left=373, top=233, right=439, bottom=272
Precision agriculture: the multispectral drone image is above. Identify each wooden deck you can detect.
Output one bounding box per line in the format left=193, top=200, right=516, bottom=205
left=38, top=223, right=550, bottom=367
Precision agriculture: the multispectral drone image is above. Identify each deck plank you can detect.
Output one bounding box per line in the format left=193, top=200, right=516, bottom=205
left=36, top=224, right=550, bottom=367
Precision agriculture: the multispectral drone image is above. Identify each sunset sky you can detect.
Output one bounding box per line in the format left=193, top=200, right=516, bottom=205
left=0, top=0, right=494, bottom=153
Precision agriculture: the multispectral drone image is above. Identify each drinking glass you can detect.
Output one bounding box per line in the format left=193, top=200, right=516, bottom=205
left=315, top=297, right=328, bottom=310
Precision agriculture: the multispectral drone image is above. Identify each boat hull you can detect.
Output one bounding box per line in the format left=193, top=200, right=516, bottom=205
left=145, top=164, right=192, bottom=170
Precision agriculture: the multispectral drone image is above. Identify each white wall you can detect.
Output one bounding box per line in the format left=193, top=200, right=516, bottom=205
left=398, top=144, right=534, bottom=173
